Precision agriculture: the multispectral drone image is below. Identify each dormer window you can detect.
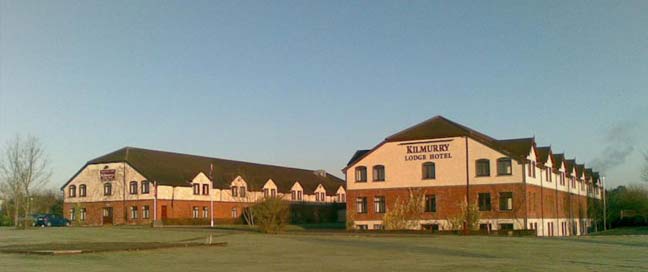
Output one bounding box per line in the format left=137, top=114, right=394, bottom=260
left=546, top=168, right=552, bottom=182
left=193, top=184, right=200, bottom=195
left=240, top=186, right=246, bottom=198
left=231, top=186, right=238, bottom=197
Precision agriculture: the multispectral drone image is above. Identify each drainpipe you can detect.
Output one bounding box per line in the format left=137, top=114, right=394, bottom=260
left=523, top=162, right=528, bottom=230
left=540, top=167, right=544, bottom=237
left=123, top=162, right=127, bottom=224
left=555, top=171, right=559, bottom=236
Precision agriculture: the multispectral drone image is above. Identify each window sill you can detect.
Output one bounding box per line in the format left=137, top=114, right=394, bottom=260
left=422, top=178, right=436, bottom=180
left=497, top=174, right=512, bottom=176
left=475, top=175, right=491, bottom=178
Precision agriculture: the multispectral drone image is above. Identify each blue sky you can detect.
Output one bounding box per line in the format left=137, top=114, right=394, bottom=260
left=1, top=0, right=647, bottom=189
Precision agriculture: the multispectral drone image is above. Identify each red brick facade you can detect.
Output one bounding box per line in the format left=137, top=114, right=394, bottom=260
left=347, top=183, right=592, bottom=228
left=63, top=200, right=253, bottom=226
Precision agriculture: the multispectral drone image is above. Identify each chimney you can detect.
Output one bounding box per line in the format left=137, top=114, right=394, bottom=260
left=314, top=170, right=327, bottom=177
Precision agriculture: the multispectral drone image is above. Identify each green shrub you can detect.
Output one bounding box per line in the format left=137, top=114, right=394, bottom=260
left=252, top=197, right=290, bottom=234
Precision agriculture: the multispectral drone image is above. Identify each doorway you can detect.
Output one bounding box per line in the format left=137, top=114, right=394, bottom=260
left=161, top=205, right=167, bottom=221
left=102, top=207, right=113, bottom=225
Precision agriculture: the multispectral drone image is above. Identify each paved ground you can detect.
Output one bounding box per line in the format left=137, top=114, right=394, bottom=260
left=0, top=226, right=646, bottom=271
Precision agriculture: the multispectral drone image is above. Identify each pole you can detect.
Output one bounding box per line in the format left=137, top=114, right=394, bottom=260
left=602, top=176, right=607, bottom=231
left=153, top=180, right=157, bottom=226
left=463, top=137, right=469, bottom=234
left=209, top=163, right=214, bottom=228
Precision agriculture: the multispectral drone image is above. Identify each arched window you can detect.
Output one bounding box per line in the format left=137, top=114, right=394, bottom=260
left=129, top=181, right=138, bottom=194
left=141, top=181, right=150, bottom=194
left=422, top=162, right=436, bottom=180
left=355, top=166, right=367, bottom=182
left=497, top=158, right=512, bottom=176
left=79, top=184, right=87, bottom=197
left=69, top=185, right=76, bottom=197
left=103, top=183, right=112, bottom=196
left=373, top=165, right=385, bottom=181
left=476, top=159, right=490, bottom=177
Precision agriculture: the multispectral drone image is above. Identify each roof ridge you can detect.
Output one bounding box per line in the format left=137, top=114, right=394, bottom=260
left=108, top=146, right=331, bottom=176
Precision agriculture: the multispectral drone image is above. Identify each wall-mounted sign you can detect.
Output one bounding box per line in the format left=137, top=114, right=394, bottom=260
left=404, top=143, right=452, bottom=161
left=100, top=169, right=116, bottom=181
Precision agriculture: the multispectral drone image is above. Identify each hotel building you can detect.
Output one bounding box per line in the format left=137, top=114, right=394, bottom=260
left=344, top=116, right=602, bottom=236
left=62, top=147, right=346, bottom=225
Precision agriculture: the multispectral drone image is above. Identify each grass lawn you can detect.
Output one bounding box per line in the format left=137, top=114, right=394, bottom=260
left=1, top=226, right=647, bottom=272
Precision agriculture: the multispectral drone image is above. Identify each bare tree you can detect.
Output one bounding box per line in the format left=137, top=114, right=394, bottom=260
left=641, top=150, right=648, bottom=183
left=383, top=188, right=425, bottom=230
left=0, top=136, right=51, bottom=227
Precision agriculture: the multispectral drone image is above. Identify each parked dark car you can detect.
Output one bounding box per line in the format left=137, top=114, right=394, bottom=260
left=32, top=214, right=71, bottom=227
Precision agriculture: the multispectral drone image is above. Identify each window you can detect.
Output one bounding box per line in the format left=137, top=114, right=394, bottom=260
left=271, top=189, right=276, bottom=197
left=422, top=162, right=436, bottom=179
left=560, top=172, right=565, bottom=186
left=129, top=181, right=138, bottom=194
left=425, top=195, right=436, bottom=212
left=478, top=193, right=491, bottom=211
left=202, top=207, right=208, bottom=218
left=143, top=206, right=150, bottom=219
left=373, top=224, right=384, bottom=230
left=499, top=223, right=514, bottom=231
left=79, top=184, right=86, bottom=197
left=497, top=158, right=512, bottom=175
left=141, top=181, right=150, bottom=194
left=202, top=184, right=209, bottom=195
left=355, top=166, right=367, bottom=182
left=373, top=165, right=385, bottom=181
left=193, top=184, right=200, bottom=195
left=546, top=168, right=552, bottom=182
left=476, top=159, right=490, bottom=177
left=315, top=193, right=320, bottom=202
left=130, top=206, right=138, bottom=219
left=479, top=223, right=492, bottom=231
left=239, top=187, right=246, bottom=198
left=69, top=185, right=76, bottom=197
left=69, top=208, right=76, bottom=221
left=499, top=192, right=513, bottom=211
left=232, top=186, right=238, bottom=197
left=80, top=208, right=86, bottom=221
left=422, top=224, right=439, bottom=232
left=263, top=188, right=269, bottom=198
left=192, top=207, right=199, bottom=218
left=297, top=191, right=303, bottom=201
left=571, top=177, right=576, bottom=188
left=291, top=190, right=297, bottom=200
left=374, top=196, right=385, bottom=213
left=103, top=183, right=112, bottom=196
left=320, top=192, right=326, bottom=202
left=356, top=197, right=367, bottom=213
left=357, top=224, right=368, bottom=230
left=528, top=161, right=537, bottom=178
left=337, top=193, right=345, bottom=203
left=231, top=208, right=238, bottom=218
